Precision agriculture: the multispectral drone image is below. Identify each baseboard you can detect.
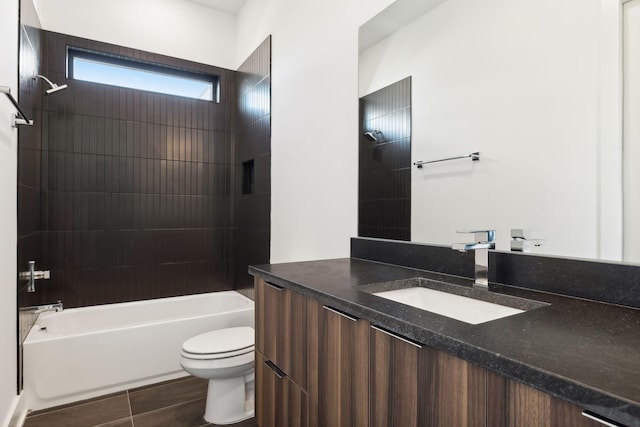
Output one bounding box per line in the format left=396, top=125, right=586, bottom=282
left=2, top=393, right=26, bottom=427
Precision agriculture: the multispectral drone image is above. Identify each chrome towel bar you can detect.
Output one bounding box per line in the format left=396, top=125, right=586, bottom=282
left=414, top=152, right=480, bottom=168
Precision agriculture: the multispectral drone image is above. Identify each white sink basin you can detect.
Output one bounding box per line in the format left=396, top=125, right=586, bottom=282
left=374, top=286, right=524, bottom=325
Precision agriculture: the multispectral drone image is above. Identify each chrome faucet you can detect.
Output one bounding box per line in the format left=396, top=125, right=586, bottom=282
left=19, top=260, right=50, bottom=292
left=452, top=230, right=496, bottom=289
left=33, top=301, right=63, bottom=314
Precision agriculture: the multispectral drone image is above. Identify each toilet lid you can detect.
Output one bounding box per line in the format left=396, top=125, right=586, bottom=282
left=182, top=326, right=254, bottom=355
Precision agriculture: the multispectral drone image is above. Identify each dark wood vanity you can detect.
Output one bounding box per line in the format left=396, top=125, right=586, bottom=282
left=253, top=276, right=604, bottom=427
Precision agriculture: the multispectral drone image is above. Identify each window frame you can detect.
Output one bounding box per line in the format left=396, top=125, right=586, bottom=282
left=67, top=47, right=220, bottom=102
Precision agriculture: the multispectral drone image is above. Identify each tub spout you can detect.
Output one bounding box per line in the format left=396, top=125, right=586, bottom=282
left=33, top=301, right=63, bottom=314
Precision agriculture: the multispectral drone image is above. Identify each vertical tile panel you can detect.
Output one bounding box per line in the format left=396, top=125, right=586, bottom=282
left=233, top=36, right=271, bottom=292
left=358, top=77, right=411, bottom=241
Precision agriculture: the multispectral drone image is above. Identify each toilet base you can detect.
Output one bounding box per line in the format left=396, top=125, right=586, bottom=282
left=204, top=376, right=255, bottom=425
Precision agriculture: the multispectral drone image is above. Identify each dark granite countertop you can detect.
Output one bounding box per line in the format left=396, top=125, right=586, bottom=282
left=249, top=258, right=640, bottom=427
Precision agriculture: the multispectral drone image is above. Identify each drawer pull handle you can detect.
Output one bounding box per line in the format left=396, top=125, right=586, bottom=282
left=581, top=411, right=625, bottom=427
left=322, top=305, right=358, bottom=321
left=371, top=325, right=424, bottom=349
left=265, top=281, right=284, bottom=290
left=264, top=360, right=285, bottom=379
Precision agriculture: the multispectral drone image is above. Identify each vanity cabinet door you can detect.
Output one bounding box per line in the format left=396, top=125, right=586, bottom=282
left=422, top=345, right=488, bottom=426
left=256, top=352, right=308, bottom=427
left=370, top=325, right=427, bottom=427
left=255, top=277, right=307, bottom=388
left=500, top=378, right=603, bottom=427
left=370, top=326, right=488, bottom=427
left=256, top=278, right=283, bottom=364
left=307, top=304, right=370, bottom=427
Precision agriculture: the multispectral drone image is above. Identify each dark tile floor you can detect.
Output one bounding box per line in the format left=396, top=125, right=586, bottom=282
left=23, top=376, right=258, bottom=427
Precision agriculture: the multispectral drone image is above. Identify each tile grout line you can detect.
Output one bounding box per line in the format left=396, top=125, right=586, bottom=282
left=93, top=416, right=136, bottom=427
left=130, top=396, right=206, bottom=418
left=127, top=375, right=194, bottom=397
left=26, top=377, right=209, bottom=427
left=24, top=393, right=128, bottom=421
left=126, top=390, right=135, bottom=427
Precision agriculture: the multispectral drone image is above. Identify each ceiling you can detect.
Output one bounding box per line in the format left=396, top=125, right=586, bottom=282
left=359, top=0, right=445, bottom=52
left=184, top=0, right=248, bottom=15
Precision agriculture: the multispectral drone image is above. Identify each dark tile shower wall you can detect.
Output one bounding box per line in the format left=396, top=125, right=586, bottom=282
left=22, top=31, right=238, bottom=308
left=233, top=36, right=271, bottom=298
left=358, top=77, right=411, bottom=241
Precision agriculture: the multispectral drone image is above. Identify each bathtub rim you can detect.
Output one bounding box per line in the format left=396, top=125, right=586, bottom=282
left=24, top=290, right=254, bottom=343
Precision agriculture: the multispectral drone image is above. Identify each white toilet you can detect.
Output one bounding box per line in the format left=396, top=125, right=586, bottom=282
left=180, top=326, right=255, bottom=425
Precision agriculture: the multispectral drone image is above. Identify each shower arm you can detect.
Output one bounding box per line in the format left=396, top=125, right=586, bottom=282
left=0, top=86, right=34, bottom=127
left=34, top=74, right=55, bottom=87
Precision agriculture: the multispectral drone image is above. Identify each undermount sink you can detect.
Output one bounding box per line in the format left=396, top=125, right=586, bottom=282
left=365, top=278, right=547, bottom=325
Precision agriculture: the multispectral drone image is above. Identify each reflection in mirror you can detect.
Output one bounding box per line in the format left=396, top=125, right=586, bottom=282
left=359, top=0, right=636, bottom=262
left=358, top=77, right=412, bottom=241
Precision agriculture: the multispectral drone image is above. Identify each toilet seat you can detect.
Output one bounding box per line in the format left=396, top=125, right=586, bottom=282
left=181, top=346, right=255, bottom=360
left=181, top=326, right=254, bottom=360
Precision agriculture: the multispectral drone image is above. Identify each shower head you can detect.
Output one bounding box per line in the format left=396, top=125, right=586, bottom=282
left=45, top=84, right=68, bottom=94
left=364, top=130, right=382, bottom=142
left=33, top=74, right=68, bottom=95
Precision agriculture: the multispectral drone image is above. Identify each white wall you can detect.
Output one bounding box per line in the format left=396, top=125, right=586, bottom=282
left=0, top=0, right=19, bottom=425
left=624, top=0, right=640, bottom=263
left=359, top=0, right=613, bottom=259
left=34, top=0, right=237, bottom=69
left=236, top=0, right=395, bottom=263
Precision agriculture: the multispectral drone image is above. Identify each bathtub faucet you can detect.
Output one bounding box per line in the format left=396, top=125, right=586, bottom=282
left=33, top=301, right=63, bottom=314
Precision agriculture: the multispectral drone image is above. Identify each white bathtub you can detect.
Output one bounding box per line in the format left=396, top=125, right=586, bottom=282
left=23, top=291, right=254, bottom=410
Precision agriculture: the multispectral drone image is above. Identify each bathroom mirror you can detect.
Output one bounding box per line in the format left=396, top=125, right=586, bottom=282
left=359, top=0, right=640, bottom=263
